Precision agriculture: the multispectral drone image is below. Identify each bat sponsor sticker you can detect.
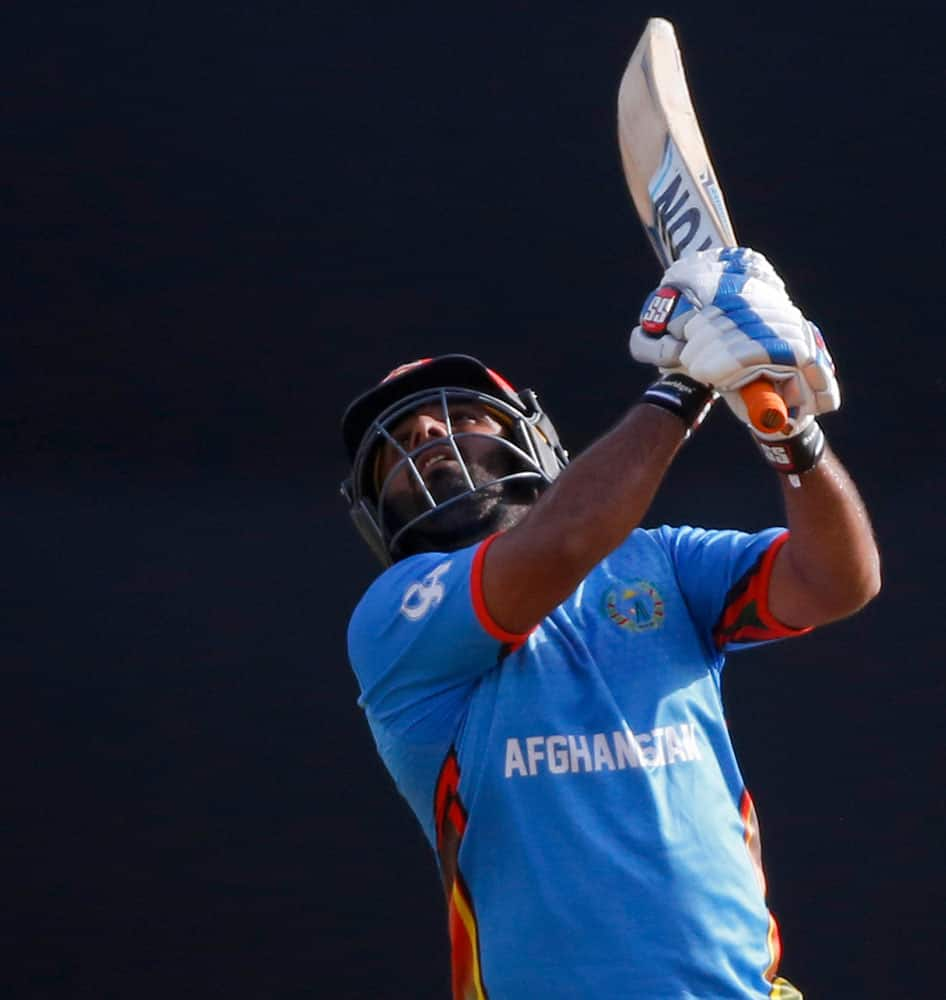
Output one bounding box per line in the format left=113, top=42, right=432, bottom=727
left=648, top=136, right=734, bottom=266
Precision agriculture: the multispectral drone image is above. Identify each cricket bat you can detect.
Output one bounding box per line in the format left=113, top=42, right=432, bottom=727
left=617, top=17, right=787, bottom=433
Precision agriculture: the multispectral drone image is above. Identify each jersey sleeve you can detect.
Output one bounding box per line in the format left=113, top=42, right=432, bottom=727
left=657, top=524, right=813, bottom=659
left=346, top=533, right=530, bottom=731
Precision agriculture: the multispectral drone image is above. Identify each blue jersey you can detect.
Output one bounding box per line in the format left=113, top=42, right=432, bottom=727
left=347, top=526, right=808, bottom=999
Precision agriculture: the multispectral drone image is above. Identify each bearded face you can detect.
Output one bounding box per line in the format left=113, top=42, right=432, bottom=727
left=373, top=401, right=538, bottom=558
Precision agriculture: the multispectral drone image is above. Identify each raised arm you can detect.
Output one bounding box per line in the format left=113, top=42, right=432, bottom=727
left=638, top=246, right=880, bottom=628
left=481, top=371, right=714, bottom=635
left=481, top=401, right=686, bottom=634
left=484, top=246, right=881, bottom=637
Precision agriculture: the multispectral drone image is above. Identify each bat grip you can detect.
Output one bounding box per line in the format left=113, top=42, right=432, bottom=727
left=741, top=379, right=787, bottom=433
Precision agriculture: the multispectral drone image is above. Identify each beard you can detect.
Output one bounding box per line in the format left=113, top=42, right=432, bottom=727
left=381, top=453, right=537, bottom=558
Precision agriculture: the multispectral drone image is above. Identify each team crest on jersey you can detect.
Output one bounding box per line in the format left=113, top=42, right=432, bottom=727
left=603, top=579, right=665, bottom=632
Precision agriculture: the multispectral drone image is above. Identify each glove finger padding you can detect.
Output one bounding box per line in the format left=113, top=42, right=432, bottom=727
left=665, top=248, right=840, bottom=436
left=661, top=247, right=785, bottom=307
left=679, top=303, right=815, bottom=386
left=629, top=323, right=685, bottom=369
left=685, top=315, right=840, bottom=436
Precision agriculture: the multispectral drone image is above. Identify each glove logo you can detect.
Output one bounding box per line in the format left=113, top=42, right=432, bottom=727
left=640, top=287, right=679, bottom=335
left=603, top=580, right=665, bottom=633
left=400, top=560, right=452, bottom=621
left=758, top=442, right=792, bottom=466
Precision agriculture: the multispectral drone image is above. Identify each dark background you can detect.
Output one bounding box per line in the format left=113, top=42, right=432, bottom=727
left=7, top=4, right=944, bottom=998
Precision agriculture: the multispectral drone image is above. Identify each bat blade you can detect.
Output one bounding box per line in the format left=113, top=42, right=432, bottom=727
left=617, top=17, right=736, bottom=268
left=617, top=18, right=787, bottom=434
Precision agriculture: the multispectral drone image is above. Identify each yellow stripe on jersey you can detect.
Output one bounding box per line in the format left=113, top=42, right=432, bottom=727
left=449, top=878, right=488, bottom=1000
left=763, top=912, right=782, bottom=981
left=770, top=974, right=804, bottom=998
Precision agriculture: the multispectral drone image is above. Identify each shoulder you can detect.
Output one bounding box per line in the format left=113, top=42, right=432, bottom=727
left=346, top=542, right=505, bottom=712
left=349, top=549, right=463, bottom=633
left=645, top=523, right=787, bottom=564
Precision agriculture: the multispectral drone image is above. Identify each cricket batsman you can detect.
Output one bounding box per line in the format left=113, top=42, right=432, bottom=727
left=339, top=248, right=880, bottom=998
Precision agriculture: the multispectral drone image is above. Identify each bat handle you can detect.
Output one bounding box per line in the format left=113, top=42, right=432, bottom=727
left=740, top=378, right=787, bottom=433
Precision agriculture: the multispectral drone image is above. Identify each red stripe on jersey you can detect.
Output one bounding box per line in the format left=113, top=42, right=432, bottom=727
left=434, top=750, right=489, bottom=999
left=471, top=533, right=533, bottom=652
left=435, top=750, right=465, bottom=851
left=714, top=532, right=813, bottom=649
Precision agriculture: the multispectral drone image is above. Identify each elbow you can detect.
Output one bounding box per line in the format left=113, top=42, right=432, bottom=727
left=857, top=559, right=883, bottom=610
left=856, top=541, right=883, bottom=609
left=844, top=575, right=881, bottom=618
left=835, top=531, right=884, bottom=618
left=793, top=552, right=882, bottom=628
left=829, top=556, right=882, bottom=622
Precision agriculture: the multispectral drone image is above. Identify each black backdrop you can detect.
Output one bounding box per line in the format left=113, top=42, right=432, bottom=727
left=7, top=4, right=944, bottom=998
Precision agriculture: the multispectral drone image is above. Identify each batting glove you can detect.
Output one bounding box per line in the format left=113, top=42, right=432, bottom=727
left=630, top=281, right=716, bottom=435
left=631, top=246, right=786, bottom=366
left=670, top=248, right=840, bottom=438
left=633, top=248, right=839, bottom=433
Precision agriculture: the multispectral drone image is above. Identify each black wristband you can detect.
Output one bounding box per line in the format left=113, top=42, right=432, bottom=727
left=641, top=373, right=716, bottom=432
left=754, top=420, right=825, bottom=475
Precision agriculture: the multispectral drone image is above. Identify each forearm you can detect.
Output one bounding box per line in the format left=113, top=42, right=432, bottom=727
left=483, top=403, right=686, bottom=632
left=527, top=403, right=683, bottom=561
left=769, top=446, right=881, bottom=628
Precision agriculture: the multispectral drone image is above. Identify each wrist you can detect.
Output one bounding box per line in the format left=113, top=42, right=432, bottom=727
left=753, top=420, right=825, bottom=481
left=640, top=373, right=716, bottom=436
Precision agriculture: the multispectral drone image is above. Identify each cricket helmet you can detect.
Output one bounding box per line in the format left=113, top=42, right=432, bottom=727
left=341, top=355, right=568, bottom=566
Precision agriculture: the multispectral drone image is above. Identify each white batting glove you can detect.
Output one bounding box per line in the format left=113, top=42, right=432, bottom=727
left=649, top=248, right=840, bottom=438
left=629, top=288, right=690, bottom=372
left=629, top=247, right=781, bottom=372
left=630, top=283, right=717, bottom=435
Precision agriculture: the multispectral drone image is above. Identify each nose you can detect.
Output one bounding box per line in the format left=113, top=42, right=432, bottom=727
left=408, top=412, right=449, bottom=451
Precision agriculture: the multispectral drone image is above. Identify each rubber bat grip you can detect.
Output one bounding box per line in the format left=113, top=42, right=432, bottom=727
left=741, top=379, right=787, bottom=433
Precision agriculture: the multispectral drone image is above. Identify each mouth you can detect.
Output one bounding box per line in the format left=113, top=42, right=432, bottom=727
left=416, top=448, right=459, bottom=480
